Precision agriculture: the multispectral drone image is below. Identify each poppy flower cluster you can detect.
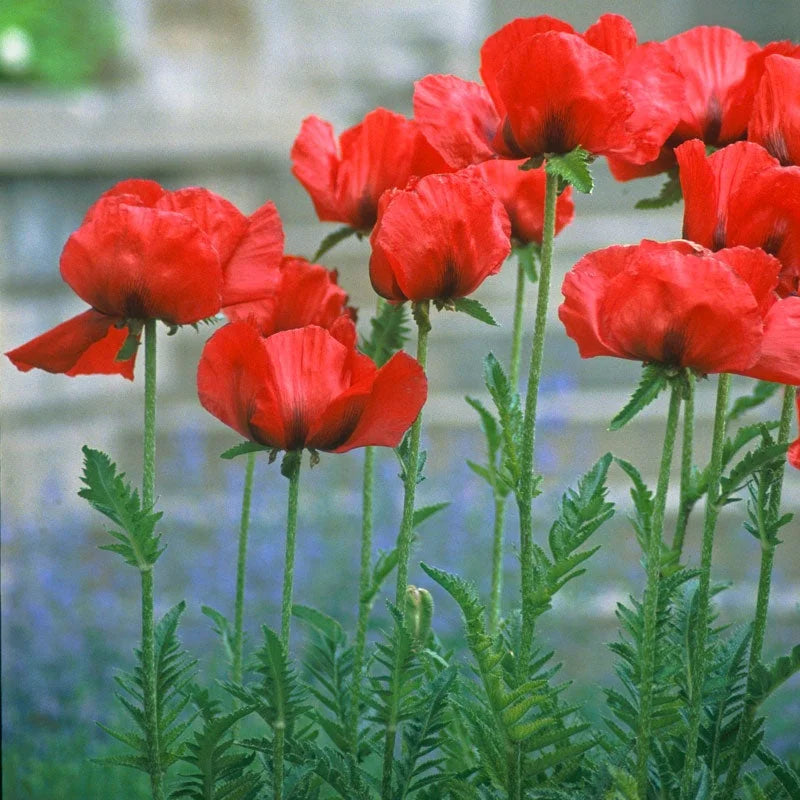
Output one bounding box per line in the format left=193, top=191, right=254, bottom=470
left=6, top=179, right=285, bottom=378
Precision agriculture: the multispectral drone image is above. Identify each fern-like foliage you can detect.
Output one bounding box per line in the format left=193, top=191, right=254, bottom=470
left=79, top=446, right=164, bottom=568
left=361, top=301, right=410, bottom=367
left=170, top=688, right=262, bottom=800
left=482, top=353, right=524, bottom=493
left=96, top=601, right=197, bottom=775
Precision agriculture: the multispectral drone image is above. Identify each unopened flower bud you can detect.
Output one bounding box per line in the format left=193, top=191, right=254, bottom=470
left=403, top=585, right=433, bottom=645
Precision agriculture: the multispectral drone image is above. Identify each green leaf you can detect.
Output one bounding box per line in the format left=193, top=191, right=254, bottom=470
left=749, top=644, right=800, bottom=707
left=220, top=441, right=271, bottom=460
left=728, top=380, right=780, bottom=422
left=292, top=604, right=345, bottom=646
left=451, top=297, right=498, bottom=326
left=413, top=502, right=450, bottom=529
left=360, top=300, right=410, bottom=367
left=114, top=331, right=140, bottom=362
left=718, top=441, right=789, bottom=504
left=545, top=147, right=593, bottom=194
left=312, top=225, right=358, bottom=261
left=201, top=605, right=235, bottom=665
left=515, top=242, right=540, bottom=283
left=609, top=364, right=668, bottom=430
left=634, top=168, right=682, bottom=210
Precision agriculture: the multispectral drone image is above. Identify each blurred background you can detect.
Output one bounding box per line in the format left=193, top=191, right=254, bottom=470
left=2, top=1, right=799, bottom=796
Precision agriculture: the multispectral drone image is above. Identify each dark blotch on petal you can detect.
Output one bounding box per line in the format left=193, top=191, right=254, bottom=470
left=711, top=218, right=727, bottom=251
left=661, top=327, right=688, bottom=366
left=703, top=94, right=723, bottom=144
left=542, top=108, right=575, bottom=154
left=764, top=131, right=791, bottom=167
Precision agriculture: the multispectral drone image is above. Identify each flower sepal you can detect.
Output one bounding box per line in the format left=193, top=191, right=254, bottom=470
left=114, top=318, right=144, bottom=362
left=280, top=450, right=303, bottom=479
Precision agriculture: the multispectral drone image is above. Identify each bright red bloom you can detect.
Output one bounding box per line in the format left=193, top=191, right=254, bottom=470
left=223, top=255, right=355, bottom=336
left=6, top=179, right=284, bottom=379
left=677, top=139, right=800, bottom=295
left=290, top=108, right=451, bottom=231
left=468, top=160, right=575, bottom=245
left=369, top=173, right=511, bottom=303
left=789, top=392, right=800, bottom=469
left=415, top=14, right=681, bottom=168
left=559, top=239, right=800, bottom=384
left=749, top=54, right=800, bottom=166
left=197, top=320, right=427, bottom=453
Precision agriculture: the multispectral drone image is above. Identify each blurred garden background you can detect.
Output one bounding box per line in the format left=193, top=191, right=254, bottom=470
left=1, top=1, right=799, bottom=797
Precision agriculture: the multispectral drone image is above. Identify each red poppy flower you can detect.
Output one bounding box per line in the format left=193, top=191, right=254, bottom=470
left=197, top=320, right=427, bottom=453
left=677, top=139, right=800, bottom=295
left=559, top=239, right=800, bottom=384
left=6, top=179, right=285, bottom=379
left=749, top=54, right=800, bottom=166
left=789, top=393, right=800, bottom=469
left=223, top=255, right=355, bottom=336
left=290, top=108, right=451, bottom=231
left=468, top=160, right=575, bottom=245
left=369, top=173, right=511, bottom=304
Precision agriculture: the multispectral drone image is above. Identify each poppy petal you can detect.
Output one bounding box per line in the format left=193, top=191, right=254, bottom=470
left=749, top=54, right=800, bottom=166
left=290, top=115, right=342, bottom=223
left=788, top=392, right=800, bottom=469
left=740, top=296, right=800, bottom=384
left=5, top=309, right=135, bottom=379
left=582, top=14, right=637, bottom=61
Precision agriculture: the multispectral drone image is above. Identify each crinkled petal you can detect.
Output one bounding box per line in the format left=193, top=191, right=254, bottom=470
left=290, top=115, right=342, bottom=222
left=749, top=54, right=800, bottom=166
left=5, top=309, right=135, bottom=379
left=712, top=246, right=780, bottom=317
left=82, top=179, right=165, bottom=223
left=583, top=14, right=637, bottom=62
left=740, top=296, right=800, bottom=384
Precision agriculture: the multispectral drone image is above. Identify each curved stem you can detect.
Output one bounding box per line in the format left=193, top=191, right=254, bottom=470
left=233, top=452, right=256, bottom=686
left=720, top=384, right=796, bottom=798
left=349, top=445, right=375, bottom=755
left=516, top=171, right=558, bottom=673
left=280, top=455, right=302, bottom=649
left=672, top=371, right=696, bottom=559
left=680, top=372, right=731, bottom=799
left=636, top=383, right=683, bottom=799
left=140, top=319, right=163, bottom=800
left=382, top=301, right=430, bottom=800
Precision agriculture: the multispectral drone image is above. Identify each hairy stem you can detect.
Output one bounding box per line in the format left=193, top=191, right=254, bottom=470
left=720, top=384, right=796, bottom=797
left=382, top=300, right=430, bottom=800
left=233, top=452, right=256, bottom=686
left=509, top=254, right=528, bottom=388
left=637, top=383, right=682, bottom=799
left=516, top=171, right=558, bottom=674
left=489, top=494, right=506, bottom=635
left=672, top=371, right=696, bottom=558
left=680, top=372, right=731, bottom=798
left=281, top=455, right=302, bottom=649
left=349, top=445, right=375, bottom=755
left=140, top=319, right=163, bottom=800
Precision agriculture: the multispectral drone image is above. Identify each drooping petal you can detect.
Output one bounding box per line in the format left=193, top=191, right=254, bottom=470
left=413, top=74, right=500, bottom=168
left=329, top=350, right=428, bottom=452
left=156, top=188, right=249, bottom=263
left=740, top=296, right=800, bottom=384
left=5, top=309, right=135, bottom=379
left=749, top=54, right=800, bottom=166
left=197, top=322, right=284, bottom=446
left=221, top=201, right=285, bottom=308
left=369, top=173, right=511, bottom=303
left=60, top=203, right=222, bottom=325
left=290, top=115, right=342, bottom=222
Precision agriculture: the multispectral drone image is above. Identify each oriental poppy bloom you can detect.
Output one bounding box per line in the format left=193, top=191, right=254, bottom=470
left=223, top=255, right=355, bottom=336
left=676, top=139, right=800, bottom=295
left=749, top=54, right=800, bottom=166
left=559, top=239, right=800, bottom=385
left=369, top=172, right=511, bottom=304
left=290, top=108, right=451, bottom=232
left=414, top=14, right=681, bottom=168
left=468, top=160, right=575, bottom=246
left=197, top=320, right=427, bottom=453
left=6, top=179, right=284, bottom=379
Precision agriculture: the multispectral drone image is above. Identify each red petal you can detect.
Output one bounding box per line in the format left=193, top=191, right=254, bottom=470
left=788, top=392, right=800, bottom=469
left=712, top=246, right=780, bottom=318
left=290, top=116, right=342, bottom=222
left=749, top=55, right=800, bottom=166
left=369, top=173, right=511, bottom=303
left=197, top=322, right=284, bottom=446
left=413, top=75, right=500, bottom=168
left=82, top=179, right=165, bottom=223
left=740, top=296, right=800, bottom=384
left=583, top=14, right=637, bottom=62
left=156, top=188, right=248, bottom=264
left=329, top=351, right=428, bottom=452
left=5, top=309, right=135, bottom=379
left=221, top=201, right=285, bottom=308
left=61, top=203, right=222, bottom=324
left=492, top=32, right=631, bottom=157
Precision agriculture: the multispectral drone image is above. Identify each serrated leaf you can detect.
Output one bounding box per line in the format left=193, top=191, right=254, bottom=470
left=201, top=605, right=235, bottom=665
left=728, top=380, right=780, bottom=422
left=718, top=441, right=789, bottom=503
left=750, top=644, right=800, bottom=707
left=451, top=297, right=498, bottom=326
left=312, top=225, right=358, bottom=261
left=360, top=301, right=410, bottom=367
left=292, top=604, right=345, bottom=645
left=545, top=147, right=593, bottom=194
left=634, top=168, right=682, bottom=210
left=220, top=441, right=270, bottom=460
left=465, top=395, right=501, bottom=455
left=413, top=502, right=449, bottom=529
left=609, top=364, right=668, bottom=430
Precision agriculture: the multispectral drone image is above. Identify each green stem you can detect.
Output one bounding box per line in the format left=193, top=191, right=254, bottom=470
left=516, top=171, right=558, bottom=673
left=680, top=372, right=731, bottom=799
left=281, top=454, right=302, bottom=649
left=349, top=445, right=375, bottom=756
left=672, top=371, right=696, bottom=559
left=636, top=383, right=683, bottom=800
left=140, top=319, right=163, bottom=800
left=720, top=384, right=796, bottom=798
left=382, top=300, right=430, bottom=800
left=509, top=255, right=528, bottom=388
left=489, top=495, right=506, bottom=636
left=232, top=452, right=256, bottom=686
